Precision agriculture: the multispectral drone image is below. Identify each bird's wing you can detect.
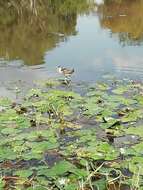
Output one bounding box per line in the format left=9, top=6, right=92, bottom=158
left=62, top=67, right=68, bottom=71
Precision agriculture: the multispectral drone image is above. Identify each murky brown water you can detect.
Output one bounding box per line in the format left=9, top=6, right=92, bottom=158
left=0, top=0, right=143, bottom=97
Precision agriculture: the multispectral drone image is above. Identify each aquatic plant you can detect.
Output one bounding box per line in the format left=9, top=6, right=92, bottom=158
left=0, top=78, right=143, bottom=189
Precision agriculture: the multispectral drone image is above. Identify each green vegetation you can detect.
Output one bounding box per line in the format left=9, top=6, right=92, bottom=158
left=0, top=77, right=143, bottom=189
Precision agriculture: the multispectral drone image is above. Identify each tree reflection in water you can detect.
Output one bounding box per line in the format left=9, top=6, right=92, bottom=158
left=97, top=0, right=143, bottom=46
left=1, top=0, right=143, bottom=66
left=0, top=0, right=95, bottom=65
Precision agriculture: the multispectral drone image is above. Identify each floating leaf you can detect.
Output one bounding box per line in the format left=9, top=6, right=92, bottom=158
left=124, top=125, right=143, bottom=137
left=112, top=86, right=128, bottom=95
left=31, top=141, right=59, bottom=154
left=39, top=160, right=75, bottom=177
left=14, top=169, right=33, bottom=178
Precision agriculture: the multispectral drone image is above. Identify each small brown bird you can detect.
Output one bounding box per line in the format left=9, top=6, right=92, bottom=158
left=57, top=66, right=74, bottom=77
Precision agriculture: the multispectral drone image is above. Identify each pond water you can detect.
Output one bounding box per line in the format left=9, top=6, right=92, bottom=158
left=0, top=0, right=143, bottom=90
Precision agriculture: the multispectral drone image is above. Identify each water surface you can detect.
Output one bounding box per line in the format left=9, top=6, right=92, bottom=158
left=0, top=0, right=143, bottom=90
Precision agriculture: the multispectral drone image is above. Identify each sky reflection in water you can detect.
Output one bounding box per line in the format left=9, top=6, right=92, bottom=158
left=0, top=0, right=143, bottom=82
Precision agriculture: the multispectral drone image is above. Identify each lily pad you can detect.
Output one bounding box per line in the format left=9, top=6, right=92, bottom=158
left=124, top=125, right=143, bottom=138
left=14, top=169, right=33, bottom=178
left=39, top=160, right=75, bottom=177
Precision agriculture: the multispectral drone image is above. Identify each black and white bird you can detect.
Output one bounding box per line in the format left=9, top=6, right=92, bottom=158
left=57, top=66, right=74, bottom=77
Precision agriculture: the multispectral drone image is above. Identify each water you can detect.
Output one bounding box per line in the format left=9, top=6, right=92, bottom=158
left=0, top=0, right=143, bottom=92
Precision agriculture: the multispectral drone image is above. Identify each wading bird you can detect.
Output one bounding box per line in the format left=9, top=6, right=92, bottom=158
left=57, top=66, right=75, bottom=85
left=57, top=66, right=74, bottom=77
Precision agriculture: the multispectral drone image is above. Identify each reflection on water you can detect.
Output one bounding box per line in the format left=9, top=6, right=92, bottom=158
left=98, top=0, right=143, bottom=46
left=0, top=0, right=95, bottom=65
left=0, top=0, right=143, bottom=82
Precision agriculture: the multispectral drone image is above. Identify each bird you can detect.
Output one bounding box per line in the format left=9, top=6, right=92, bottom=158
left=57, top=66, right=74, bottom=77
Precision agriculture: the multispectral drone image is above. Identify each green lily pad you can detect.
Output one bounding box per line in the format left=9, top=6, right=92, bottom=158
left=30, top=141, right=59, bottom=154
left=128, top=157, right=143, bottom=175
left=0, top=98, right=11, bottom=106
left=64, top=183, right=78, bottom=190
left=0, top=147, right=17, bottom=160
left=124, top=125, right=143, bottom=137
left=112, top=85, right=129, bottom=95
left=135, top=95, right=143, bottom=105
left=14, top=169, right=33, bottom=178
left=38, top=160, right=75, bottom=177
left=1, top=127, right=22, bottom=135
